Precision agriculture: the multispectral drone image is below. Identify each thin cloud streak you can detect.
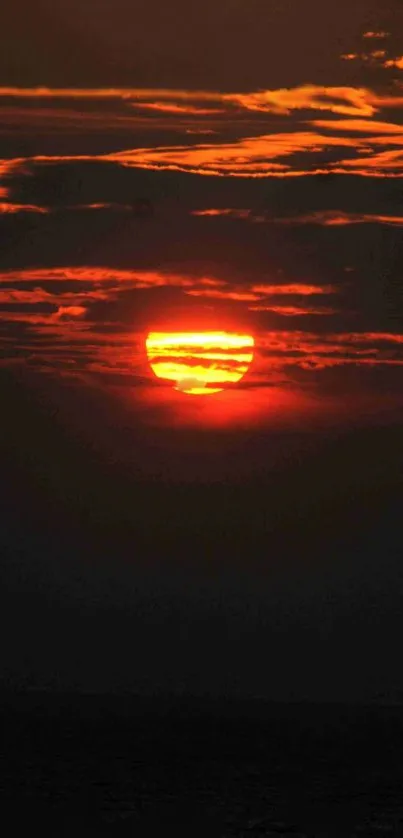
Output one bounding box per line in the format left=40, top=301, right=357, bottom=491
left=2, top=84, right=403, bottom=116
left=312, top=119, right=403, bottom=134
left=273, top=210, right=403, bottom=226
left=0, top=202, right=49, bottom=214
left=191, top=208, right=403, bottom=227
left=249, top=305, right=338, bottom=316
left=362, top=31, right=390, bottom=39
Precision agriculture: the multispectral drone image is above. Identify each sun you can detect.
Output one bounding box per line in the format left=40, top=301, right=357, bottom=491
left=145, top=331, right=254, bottom=394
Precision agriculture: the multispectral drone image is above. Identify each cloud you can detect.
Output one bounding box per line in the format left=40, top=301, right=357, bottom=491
left=133, top=102, right=223, bottom=116
left=271, top=210, right=403, bottom=226
left=185, top=283, right=338, bottom=310
left=0, top=87, right=224, bottom=101
left=228, top=86, right=384, bottom=117
left=340, top=47, right=403, bottom=73
left=51, top=305, right=87, bottom=321
left=1, top=84, right=403, bottom=189
left=176, top=376, right=207, bottom=392
left=383, top=57, right=403, bottom=70
left=249, top=305, right=337, bottom=316
left=0, top=267, right=201, bottom=287
left=362, top=31, right=390, bottom=39
left=191, top=207, right=403, bottom=227
left=332, top=148, right=403, bottom=174
left=0, top=202, right=49, bottom=214
left=103, top=130, right=364, bottom=177
left=191, top=209, right=252, bottom=218
left=312, top=119, right=403, bottom=134
left=2, top=84, right=403, bottom=119
left=251, top=284, right=337, bottom=296
left=257, top=330, right=403, bottom=370
left=185, top=288, right=261, bottom=302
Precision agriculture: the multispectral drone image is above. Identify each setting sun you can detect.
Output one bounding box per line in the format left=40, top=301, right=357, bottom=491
left=145, top=331, right=255, bottom=394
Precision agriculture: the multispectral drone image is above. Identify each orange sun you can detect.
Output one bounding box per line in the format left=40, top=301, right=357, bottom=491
left=145, top=331, right=255, bottom=394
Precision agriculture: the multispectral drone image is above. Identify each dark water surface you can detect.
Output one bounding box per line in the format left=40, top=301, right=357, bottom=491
left=1, top=693, right=403, bottom=836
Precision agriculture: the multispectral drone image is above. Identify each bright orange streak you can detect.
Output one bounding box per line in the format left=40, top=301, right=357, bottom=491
left=145, top=331, right=254, bottom=394
left=136, top=102, right=223, bottom=115
left=384, top=57, right=403, bottom=69
left=0, top=202, right=49, bottom=214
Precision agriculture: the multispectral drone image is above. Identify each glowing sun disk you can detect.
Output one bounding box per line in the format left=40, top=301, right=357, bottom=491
left=146, top=331, right=254, bottom=394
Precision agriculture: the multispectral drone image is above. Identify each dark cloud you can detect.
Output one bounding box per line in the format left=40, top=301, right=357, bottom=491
left=4, top=158, right=403, bottom=221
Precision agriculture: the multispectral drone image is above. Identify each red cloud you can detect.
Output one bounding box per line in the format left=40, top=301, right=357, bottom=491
left=133, top=102, right=223, bottom=115
left=249, top=305, right=337, bottom=316
left=185, top=289, right=261, bottom=302
left=251, top=284, right=337, bottom=296
left=273, top=211, right=403, bottom=226
left=363, top=31, right=390, bottom=39
left=51, top=306, right=87, bottom=321
left=384, top=57, right=403, bottom=70
left=191, top=209, right=252, bottom=218
left=0, top=202, right=49, bottom=214
left=0, top=267, right=197, bottom=286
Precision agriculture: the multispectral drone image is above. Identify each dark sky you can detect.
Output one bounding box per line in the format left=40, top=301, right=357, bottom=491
left=1, top=0, right=403, bottom=702
left=1, top=0, right=402, bottom=88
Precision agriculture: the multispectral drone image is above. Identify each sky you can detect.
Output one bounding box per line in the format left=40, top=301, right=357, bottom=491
left=1, top=0, right=403, bottom=702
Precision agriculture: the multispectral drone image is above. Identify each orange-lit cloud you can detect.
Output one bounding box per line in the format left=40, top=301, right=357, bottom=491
left=0, top=266, right=259, bottom=316
left=384, top=57, right=403, bottom=70
left=340, top=47, right=403, bottom=73
left=134, top=101, right=223, bottom=115
left=258, top=330, right=403, bottom=357
left=183, top=281, right=339, bottom=311
left=0, top=289, right=54, bottom=303
left=249, top=305, right=337, bottom=316
left=251, top=284, right=337, bottom=296
left=51, top=305, right=87, bottom=321
left=185, top=129, right=217, bottom=135
left=273, top=210, right=403, bottom=226
left=363, top=31, right=390, bottom=39
left=312, top=118, right=403, bottom=134
left=104, top=130, right=362, bottom=177
left=331, top=332, right=403, bottom=345
left=226, top=85, right=403, bottom=117
left=2, top=84, right=403, bottom=117
left=341, top=51, right=388, bottom=65
left=333, top=148, right=403, bottom=173
left=0, top=202, right=49, bottom=214
left=185, top=288, right=261, bottom=302
left=0, top=267, right=199, bottom=287
left=192, top=206, right=403, bottom=227
left=74, top=203, right=133, bottom=211
left=1, top=91, right=403, bottom=182
left=0, top=87, right=224, bottom=102
left=191, top=208, right=252, bottom=218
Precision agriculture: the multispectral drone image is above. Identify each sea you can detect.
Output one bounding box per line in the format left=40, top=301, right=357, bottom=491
left=1, top=692, right=403, bottom=836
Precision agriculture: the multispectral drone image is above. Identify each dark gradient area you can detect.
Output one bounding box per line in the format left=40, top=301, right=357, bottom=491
left=2, top=691, right=403, bottom=835
left=1, top=366, right=403, bottom=702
